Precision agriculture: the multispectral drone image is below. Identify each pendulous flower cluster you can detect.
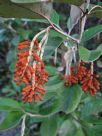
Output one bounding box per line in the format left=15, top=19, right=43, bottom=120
left=14, top=40, right=48, bottom=103
left=62, top=67, right=78, bottom=86
left=62, top=62, right=100, bottom=96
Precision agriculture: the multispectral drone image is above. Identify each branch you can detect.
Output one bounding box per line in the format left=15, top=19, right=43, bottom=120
left=21, top=114, right=26, bottom=136
left=46, top=17, right=79, bottom=43
left=79, top=0, right=90, bottom=43
left=25, top=112, right=50, bottom=118
left=88, top=5, right=102, bottom=15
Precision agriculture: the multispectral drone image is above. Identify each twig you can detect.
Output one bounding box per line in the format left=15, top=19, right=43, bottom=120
left=40, top=27, right=50, bottom=59
left=13, top=2, right=79, bottom=43
left=79, top=0, right=90, bottom=43
left=32, top=62, right=36, bottom=89
left=21, top=26, right=51, bottom=78
left=88, top=5, right=102, bottom=15
left=54, top=48, right=58, bottom=65
left=91, top=62, right=94, bottom=75
left=47, top=18, right=79, bottom=43
left=21, top=114, right=26, bottom=136
left=79, top=16, right=87, bottom=42
left=24, top=112, right=50, bottom=118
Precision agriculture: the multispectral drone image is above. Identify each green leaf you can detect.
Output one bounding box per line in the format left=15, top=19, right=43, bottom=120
left=0, top=97, right=22, bottom=111
left=40, top=85, right=82, bottom=115
left=49, top=29, right=66, bottom=39
left=0, top=29, right=6, bottom=42
left=79, top=44, right=102, bottom=62
left=18, top=29, right=32, bottom=39
left=98, top=2, right=102, bottom=6
left=43, top=92, right=58, bottom=103
left=11, top=0, right=48, bottom=3
left=84, top=115, right=102, bottom=125
left=81, top=98, right=102, bottom=124
left=59, top=119, right=85, bottom=136
left=50, top=10, right=59, bottom=25
left=0, top=111, right=23, bottom=131
left=11, top=0, right=84, bottom=6
left=45, top=81, right=64, bottom=93
left=54, top=0, right=84, bottom=6
left=45, top=72, right=64, bottom=94
left=46, top=75, right=62, bottom=86
left=29, top=115, right=46, bottom=123
left=60, top=85, right=82, bottom=114
left=84, top=125, right=102, bottom=136
left=81, top=25, right=102, bottom=42
left=11, top=35, right=20, bottom=46
left=89, top=6, right=102, bottom=18
left=90, top=125, right=102, bottom=136
left=22, top=102, right=39, bottom=114
left=44, top=36, right=63, bottom=59
left=67, top=5, right=81, bottom=33
left=6, top=49, right=16, bottom=64
left=81, top=98, right=102, bottom=116
left=40, top=115, right=59, bottom=136
left=0, top=0, right=40, bottom=19
left=0, top=0, right=52, bottom=19
left=45, top=66, right=59, bottom=76
left=39, top=95, right=62, bottom=115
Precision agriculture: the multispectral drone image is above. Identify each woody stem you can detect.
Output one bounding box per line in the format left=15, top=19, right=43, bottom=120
left=21, top=26, right=52, bottom=78
left=91, top=62, right=94, bottom=75
left=21, top=114, right=26, bottom=136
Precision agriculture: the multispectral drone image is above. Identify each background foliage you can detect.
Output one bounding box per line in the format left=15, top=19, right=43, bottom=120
left=0, top=0, right=102, bottom=136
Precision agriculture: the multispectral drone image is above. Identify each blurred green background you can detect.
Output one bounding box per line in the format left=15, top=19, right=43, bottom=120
left=0, top=1, right=102, bottom=136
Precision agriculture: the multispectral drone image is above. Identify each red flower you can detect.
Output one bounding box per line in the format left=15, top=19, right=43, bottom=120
left=77, top=62, right=88, bottom=80
left=21, top=63, right=48, bottom=103
left=62, top=67, right=78, bottom=87
left=14, top=40, right=48, bottom=103
left=80, top=72, right=100, bottom=96
left=62, top=61, right=100, bottom=96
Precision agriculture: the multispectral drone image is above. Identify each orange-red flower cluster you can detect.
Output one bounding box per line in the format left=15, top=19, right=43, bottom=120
left=62, top=62, right=100, bottom=96
left=62, top=67, right=78, bottom=86
left=79, top=63, right=100, bottom=96
left=14, top=40, right=48, bottom=103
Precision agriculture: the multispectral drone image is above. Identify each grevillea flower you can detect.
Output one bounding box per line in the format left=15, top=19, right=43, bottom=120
left=77, top=62, right=88, bottom=81
left=21, top=63, right=48, bottom=103
left=62, top=61, right=100, bottom=96
left=62, top=67, right=78, bottom=86
left=80, top=71, right=100, bottom=96
left=65, top=74, right=78, bottom=86
left=78, top=62, right=100, bottom=96
left=14, top=40, right=48, bottom=103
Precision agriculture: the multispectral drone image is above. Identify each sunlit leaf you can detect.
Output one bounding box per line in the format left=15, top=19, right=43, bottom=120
left=81, top=25, right=102, bottom=42
left=79, top=44, right=102, bottom=62
left=89, top=6, right=102, bottom=18
left=67, top=5, right=82, bottom=33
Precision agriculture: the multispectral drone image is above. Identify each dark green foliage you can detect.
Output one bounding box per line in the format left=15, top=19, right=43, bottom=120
left=0, top=1, right=102, bottom=136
